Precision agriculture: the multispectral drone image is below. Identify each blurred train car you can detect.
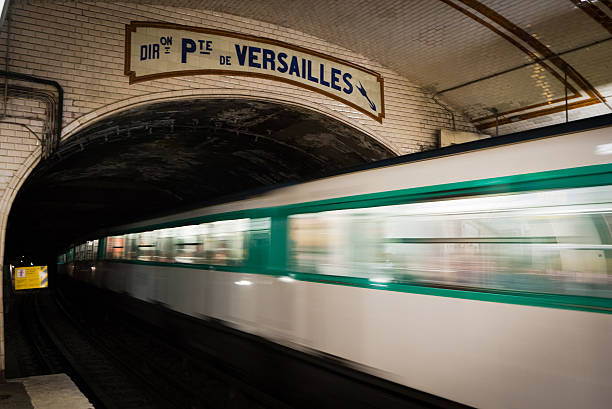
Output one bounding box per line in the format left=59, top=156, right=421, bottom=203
left=61, top=115, right=612, bottom=409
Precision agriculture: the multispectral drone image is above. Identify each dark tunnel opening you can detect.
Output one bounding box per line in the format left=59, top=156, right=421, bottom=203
left=4, top=98, right=395, bottom=265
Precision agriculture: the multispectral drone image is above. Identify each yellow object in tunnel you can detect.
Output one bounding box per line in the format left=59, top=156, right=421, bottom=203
left=15, top=265, right=48, bottom=290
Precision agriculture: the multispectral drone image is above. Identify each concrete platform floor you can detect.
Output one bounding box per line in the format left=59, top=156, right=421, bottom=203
left=0, top=374, right=93, bottom=409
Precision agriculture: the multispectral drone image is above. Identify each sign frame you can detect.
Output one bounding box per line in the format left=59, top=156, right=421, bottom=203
left=124, top=21, right=385, bottom=123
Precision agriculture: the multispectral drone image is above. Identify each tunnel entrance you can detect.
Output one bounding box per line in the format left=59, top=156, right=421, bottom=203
left=5, top=98, right=395, bottom=263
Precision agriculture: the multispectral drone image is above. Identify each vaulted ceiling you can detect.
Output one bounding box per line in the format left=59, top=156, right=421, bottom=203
left=122, top=0, right=612, bottom=133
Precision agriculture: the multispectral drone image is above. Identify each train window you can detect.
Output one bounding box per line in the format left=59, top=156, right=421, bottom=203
left=174, top=224, right=207, bottom=264
left=81, top=240, right=97, bottom=261
left=106, top=236, right=125, bottom=259
left=149, top=218, right=250, bottom=266
left=124, top=234, right=138, bottom=260
left=101, top=220, right=261, bottom=267
left=92, top=240, right=99, bottom=261
left=136, top=230, right=158, bottom=261
left=289, top=185, right=612, bottom=298
left=202, top=218, right=249, bottom=266
left=77, top=243, right=86, bottom=261
left=289, top=215, right=338, bottom=274
left=156, top=227, right=178, bottom=262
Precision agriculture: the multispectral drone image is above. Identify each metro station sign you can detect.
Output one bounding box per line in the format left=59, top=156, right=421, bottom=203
left=125, top=22, right=385, bottom=123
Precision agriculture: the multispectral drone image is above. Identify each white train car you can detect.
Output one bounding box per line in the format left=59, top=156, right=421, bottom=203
left=64, top=116, right=612, bottom=408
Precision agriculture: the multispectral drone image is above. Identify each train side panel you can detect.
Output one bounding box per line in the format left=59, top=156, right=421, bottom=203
left=85, top=261, right=612, bottom=409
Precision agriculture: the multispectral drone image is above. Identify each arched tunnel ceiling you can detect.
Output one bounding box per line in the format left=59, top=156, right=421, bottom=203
left=6, top=99, right=394, bottom=260
left=121, top=0, right=612, bottom=131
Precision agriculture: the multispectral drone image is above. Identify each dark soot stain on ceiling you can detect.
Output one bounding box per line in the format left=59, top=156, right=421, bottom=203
left=6, top=98, right=395, bottom=261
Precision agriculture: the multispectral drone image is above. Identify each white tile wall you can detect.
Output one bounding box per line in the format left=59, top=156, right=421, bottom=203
left=0, top=1, right=476, bottom=373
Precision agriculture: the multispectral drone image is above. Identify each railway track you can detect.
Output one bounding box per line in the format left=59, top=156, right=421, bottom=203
left=34, top=290, right=169, bottom=409
left=22, top=294, right=66, bottom=374
left=5, top=292, right=66, bottom=378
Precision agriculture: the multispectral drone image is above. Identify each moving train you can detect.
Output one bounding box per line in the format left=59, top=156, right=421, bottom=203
left=60, top=115, right=612, bottom=409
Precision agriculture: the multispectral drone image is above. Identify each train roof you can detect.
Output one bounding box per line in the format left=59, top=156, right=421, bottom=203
left=343, top=113, right=612, bottom=174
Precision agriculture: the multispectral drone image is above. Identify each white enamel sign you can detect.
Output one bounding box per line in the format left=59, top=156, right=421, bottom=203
left=125, top=22, right=385, bottom=122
